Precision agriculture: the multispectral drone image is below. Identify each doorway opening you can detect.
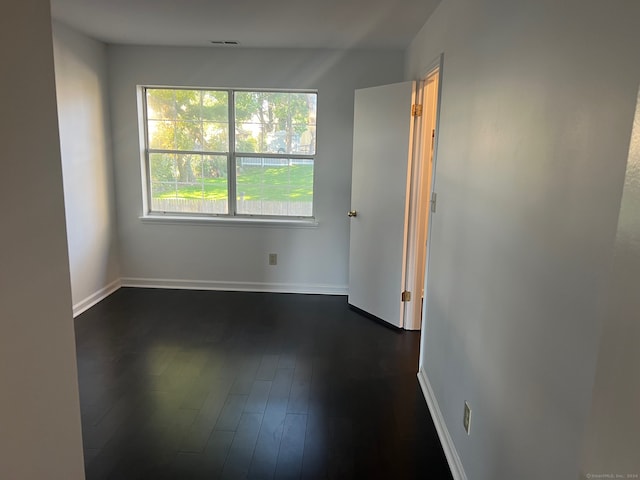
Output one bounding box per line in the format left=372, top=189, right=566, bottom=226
left=403, top=63, right=441, bottom=331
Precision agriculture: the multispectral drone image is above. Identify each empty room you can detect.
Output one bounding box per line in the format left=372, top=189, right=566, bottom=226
left=1, top=0, right=639, bottom=479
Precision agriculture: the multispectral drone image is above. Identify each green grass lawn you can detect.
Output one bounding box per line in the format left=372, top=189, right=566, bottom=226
left=153, top=165, right=313, bottom=202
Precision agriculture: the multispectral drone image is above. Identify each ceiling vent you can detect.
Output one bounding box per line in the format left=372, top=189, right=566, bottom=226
left=210, top=40, right=239, bottom=46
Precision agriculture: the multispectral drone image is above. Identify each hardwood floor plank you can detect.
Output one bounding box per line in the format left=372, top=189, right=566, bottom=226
left=220, top=412, right=263, bottom=479
left=245, top=380, right=273, bottom=414
left=214, top=394, right=248, bottom=431
left=274, top=413, right=307, bottom=479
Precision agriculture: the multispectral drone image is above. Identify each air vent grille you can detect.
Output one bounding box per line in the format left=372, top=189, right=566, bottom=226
left=210, top=40, right=239, bottom=46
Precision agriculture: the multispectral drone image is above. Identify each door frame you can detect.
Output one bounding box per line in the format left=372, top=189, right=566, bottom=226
left=403, top=55, right=444, bottom=334
left=418, top=55, right=444, bottom=367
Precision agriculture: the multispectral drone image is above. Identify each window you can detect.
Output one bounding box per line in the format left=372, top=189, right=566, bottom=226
left=142, top=87, right=318, bottom=219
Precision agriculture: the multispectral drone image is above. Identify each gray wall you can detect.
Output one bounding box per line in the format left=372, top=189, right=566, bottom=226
left=407, top=0, right=640, bottom=478
left=53, top=21, right=120, bottom=314
left=581, top=86, right=640, bottom=479
left=107, top=46, right=404, bottom=292
left=0, top=1, right=85, bottom=478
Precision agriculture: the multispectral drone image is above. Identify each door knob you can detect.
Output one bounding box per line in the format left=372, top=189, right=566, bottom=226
left=348, top=210, right=358, bottom=217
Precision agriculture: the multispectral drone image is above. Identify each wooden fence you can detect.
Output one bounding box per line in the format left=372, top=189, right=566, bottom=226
left=151, top=198, right=312, bottom=217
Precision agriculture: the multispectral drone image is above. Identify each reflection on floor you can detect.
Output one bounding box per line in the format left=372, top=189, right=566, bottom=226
left=75, top=288, right=452, bottom=479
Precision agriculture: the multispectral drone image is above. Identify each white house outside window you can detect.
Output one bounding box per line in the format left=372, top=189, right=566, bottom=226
left=142, top=87, right=318, bottom=219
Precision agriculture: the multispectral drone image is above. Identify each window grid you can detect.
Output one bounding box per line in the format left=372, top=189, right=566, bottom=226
left=142, top=87, right=317, bottom=219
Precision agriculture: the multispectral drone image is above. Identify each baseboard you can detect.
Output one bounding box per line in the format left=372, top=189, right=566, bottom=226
left=417, top=369, right=468, bottom=480
left=120, top=277, right=348, bottom=295
left=73, top=277, right=346, bottom=317
left=73, top=278, right=121, bottom=317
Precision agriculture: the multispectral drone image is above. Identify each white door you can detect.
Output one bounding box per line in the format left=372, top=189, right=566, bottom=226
left=348, top=81, right=416, bottom=328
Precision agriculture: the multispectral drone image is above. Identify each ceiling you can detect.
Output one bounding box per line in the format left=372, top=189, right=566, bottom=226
left=50, top=0, right=441, bottom=49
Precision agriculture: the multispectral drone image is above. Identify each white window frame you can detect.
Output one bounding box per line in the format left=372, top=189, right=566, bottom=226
left=139, top=86, right=318, bottom=225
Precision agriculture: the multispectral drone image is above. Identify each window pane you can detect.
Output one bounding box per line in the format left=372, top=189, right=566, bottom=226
left=147, top=88, right=229, bottom=152
left=148, top=120, right=176, bottom=150
left=236, top=157, right=313, bottom=216
left=174, top=89, right=202, bottom=120
left=149, top=153, right=228, bottom=214
left=146, top=89, right=177, bottom=120
left=201, top=90, right=229, bottom=122
left=234, top=92, right=317, bottom=155
left=203, top=122, right=229, bottom=151
left=174, top=121, right=201, bottom=151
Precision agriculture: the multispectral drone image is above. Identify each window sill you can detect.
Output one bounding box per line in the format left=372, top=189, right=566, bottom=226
left=139, top=214, right=319, bottom=228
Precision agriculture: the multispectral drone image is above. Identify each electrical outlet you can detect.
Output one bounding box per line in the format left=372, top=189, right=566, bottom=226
left=268, top=253, right=277, bottom=265
left=463, top=401, right=471, bottom=435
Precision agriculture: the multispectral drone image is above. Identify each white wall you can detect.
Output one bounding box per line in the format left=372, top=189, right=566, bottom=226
left=53, top=21, right=120, bottom=315
left=407, top=0, right=640, bottom=478
left=107, top=46, right=404, bottom=292
left=581, top=86, right=640, bottom=479
left=0, top=1, right=85, bottom=479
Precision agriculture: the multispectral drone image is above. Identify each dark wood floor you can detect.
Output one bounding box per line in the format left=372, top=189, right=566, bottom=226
left=75, top=288, right=452, bottom=479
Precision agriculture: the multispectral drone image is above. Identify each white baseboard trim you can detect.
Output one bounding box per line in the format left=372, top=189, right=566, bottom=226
left=417, top=369, right=468, bottom=480
left=73, top=279, right=121, bottom=317
left=120, top=277, right=348, bottom=296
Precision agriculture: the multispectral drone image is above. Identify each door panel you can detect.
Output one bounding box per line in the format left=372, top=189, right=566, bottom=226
left=348, top=81, right=416, bottom=328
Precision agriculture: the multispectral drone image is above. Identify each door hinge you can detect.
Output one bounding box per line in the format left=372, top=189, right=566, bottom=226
left=431, top=192, right=437, bottom=213
left=411, top=104, right=423, bottom=117
left=401, top=291, right=411, bottom=302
